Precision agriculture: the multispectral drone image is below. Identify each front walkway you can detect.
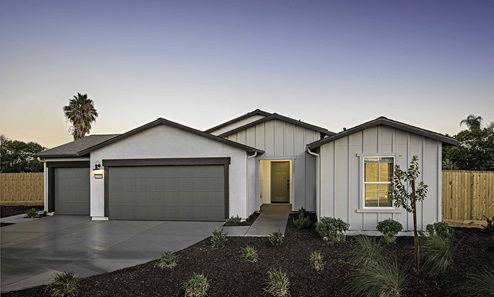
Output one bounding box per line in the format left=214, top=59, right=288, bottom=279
left=223, top=204, right=291, bottom=236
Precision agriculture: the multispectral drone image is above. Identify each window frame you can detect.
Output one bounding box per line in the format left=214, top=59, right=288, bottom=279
left=362, top=156, right=396, bottom=209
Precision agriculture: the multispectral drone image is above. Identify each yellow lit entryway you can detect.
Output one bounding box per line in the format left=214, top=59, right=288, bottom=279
left=260, top=160, right=292, bottom=204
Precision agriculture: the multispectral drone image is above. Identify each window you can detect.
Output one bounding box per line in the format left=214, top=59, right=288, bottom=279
left=363, top=157, right=394, bottom=208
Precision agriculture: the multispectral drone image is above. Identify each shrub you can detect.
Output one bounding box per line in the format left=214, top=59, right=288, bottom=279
left=210, top=228, right=228, bottom=249
left=156, top=251, right=177, bottom=269
left=297, top=207, right=308, bottom=218
left=264, top=269, right=290, bottom=297
left=183, top=273, right=209, bottom=297
left=377, top=219, right=403, bottom=244
left=426, top=222, right=453, bottom=239
left=293, top=213, right=310, bottom=229
left=309, top=251, right=324, bottom=272
left=268, top=230, right=283, bottom=246
left=225, top=215, right=242, bottom=226
left=26, top=208, right=38, bottom=218
left=347, top=256, right=407, bottom=297
left=46, top=271, right=79, bottom=297
left=483, top=216, right=494, bottom=235
left=315, top=217, right=349, bottom=243
left=421, top=233, right=455, bottom=274
left=241, top=246, right=258, bottom=263
left=348, top=236, right=383, bottom=268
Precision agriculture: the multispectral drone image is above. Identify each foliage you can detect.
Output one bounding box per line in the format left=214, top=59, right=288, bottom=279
left=443, top=114, right=494, bottom=171
left=0, top=135, right=45, bottom=173
left=348, top=236, right=384, bottom=268
left=297, top=207, right=308, bottom=218
left=156, top=251, right=177, bottom=269
left=268, top=230, right=283, bottom=246
left=210, top=228, right=228, bottom=249
left=225, top=215, right=242, bottom=226
left=377, top=219, right=403, bottom=244
left=264, top=269, right=290, bottom=297
left=315, top=217, right=349, bottom=243
left=292, top=208, right=311, bottom=229
left=241, top=246, right=258, bottom=263
left=63, top=92, right=99, bottom=140
left=483, top=216, right=494, bottom=235
left=309, top=251, right=324, bottom=272
left=183, top=273, right=209, bottom=297
left=347, top=256, right=407, bottom=297
left=25, top=208, right=39, bottom=218
left=389, top=155, right=428, bottom=272
left=421, top=233, right=455, bottom=275
left=46, top=271, right=79, bottom=297
left=426, top=222, right=453, bottom=239
left=451, top=258, right=494, bottom=297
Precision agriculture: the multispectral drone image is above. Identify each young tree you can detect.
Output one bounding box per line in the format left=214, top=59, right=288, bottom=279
left=63, top=93, right=98, bottom=140
left=389, top=155, right=428, bottom=272
left=0, top=136, right=45, bottom=172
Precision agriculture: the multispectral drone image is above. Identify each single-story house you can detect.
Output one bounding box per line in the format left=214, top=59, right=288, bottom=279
left=35, top=110, right=456, bottom=230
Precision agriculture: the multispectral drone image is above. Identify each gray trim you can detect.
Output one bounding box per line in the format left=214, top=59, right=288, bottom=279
left=218, top=113, right=335, bottom=137
left=78, top=118, right=264, bottom=156
left=204, top=109, right=272, bottom=133
left=35, top=135, right=119, bottom=158
left=308, top=117, right=457, bottom=149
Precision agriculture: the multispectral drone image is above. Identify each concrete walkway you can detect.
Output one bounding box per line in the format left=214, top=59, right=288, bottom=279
left=223, top=204, right=291, bottom=236
left=1, top=216, right=222, bottom=293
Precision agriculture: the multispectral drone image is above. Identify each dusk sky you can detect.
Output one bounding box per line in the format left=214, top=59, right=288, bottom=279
left=1, top=0, right=493, bottom=148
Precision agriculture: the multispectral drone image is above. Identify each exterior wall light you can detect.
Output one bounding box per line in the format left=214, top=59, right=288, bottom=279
left=93, top=161, right=104, bottom=179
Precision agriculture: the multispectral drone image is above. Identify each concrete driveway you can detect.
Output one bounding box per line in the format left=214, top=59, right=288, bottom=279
left=0, top=215, right=222, bottom=293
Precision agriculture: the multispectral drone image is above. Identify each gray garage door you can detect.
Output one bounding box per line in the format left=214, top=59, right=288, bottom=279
left=108, top=165, right=226, bottom=221
left=54, top=167, right=90, bottom=215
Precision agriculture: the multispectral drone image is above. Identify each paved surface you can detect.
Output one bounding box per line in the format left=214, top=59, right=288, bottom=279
left=0, top=216, right=222, bottom=293
left=223, top=204, right=291, bottom=236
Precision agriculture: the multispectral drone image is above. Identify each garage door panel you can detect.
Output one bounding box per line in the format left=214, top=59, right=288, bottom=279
left=109, top=165, right=226, bottom=221
left=55, top=167, right=90, bottom=215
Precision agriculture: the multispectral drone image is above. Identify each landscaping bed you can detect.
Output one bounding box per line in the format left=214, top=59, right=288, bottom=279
left=4, top=215, right=493, bottom=297
left=0, top=205, right=44, bottom=218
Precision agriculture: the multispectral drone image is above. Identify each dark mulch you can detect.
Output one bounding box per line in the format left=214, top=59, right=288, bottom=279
left=223, top=212, right=260, bottom=227
left=0, top=205, right=44, bottom=218
left=4, top=215, right=493, bottom=297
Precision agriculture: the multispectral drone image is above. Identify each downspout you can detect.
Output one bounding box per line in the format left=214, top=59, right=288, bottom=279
left=247, top=151, right=258, bottom=219
left=307, top=146, right=320, bottom=220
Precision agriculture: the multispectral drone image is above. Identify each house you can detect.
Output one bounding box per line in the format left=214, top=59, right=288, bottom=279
left=35, top=110, right=456, bottom=230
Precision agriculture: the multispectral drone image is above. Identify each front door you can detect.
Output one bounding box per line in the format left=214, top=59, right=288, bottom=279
left=271, top=161, right=290, bottom=203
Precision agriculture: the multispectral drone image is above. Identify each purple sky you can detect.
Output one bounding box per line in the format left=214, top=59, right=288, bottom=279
left=1, top=0, right=493, bottom=148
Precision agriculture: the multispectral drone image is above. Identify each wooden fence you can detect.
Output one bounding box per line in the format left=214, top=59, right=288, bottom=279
left=0, top=173, right=44, bottom=206
left=442, top=170, right=494, bottom=227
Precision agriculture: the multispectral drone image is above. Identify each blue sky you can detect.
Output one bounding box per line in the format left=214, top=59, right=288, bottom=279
left=1, top=0, right=493, bottom=148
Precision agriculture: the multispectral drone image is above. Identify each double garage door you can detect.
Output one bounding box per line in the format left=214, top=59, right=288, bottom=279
left=108, top=165, right=226, bottom=221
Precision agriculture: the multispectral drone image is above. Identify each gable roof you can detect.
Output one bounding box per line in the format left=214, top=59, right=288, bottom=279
left=34, top=134, right=119, bottom=158
left=204, top=109, right=272, bottom=134
left=308, top=116, right=457, bottom=149
left=217, top=112, right=335, bottom=137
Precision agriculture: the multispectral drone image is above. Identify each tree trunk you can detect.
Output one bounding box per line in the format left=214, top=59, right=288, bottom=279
left=412, top=179, right=420, bottom=272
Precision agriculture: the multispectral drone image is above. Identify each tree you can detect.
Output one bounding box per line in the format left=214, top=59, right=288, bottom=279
left=460, top=114, right=483, bottom=131
left=63, top=93, right=98, bottom=140
left=389, top=155, right=428, bottom=272
left=0, top=136, right=45, bottom=172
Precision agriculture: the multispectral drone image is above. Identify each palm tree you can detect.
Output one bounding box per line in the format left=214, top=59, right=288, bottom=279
left=63, top=93, right=98, bottom=140
left=460, top=114, right=483, bottom=131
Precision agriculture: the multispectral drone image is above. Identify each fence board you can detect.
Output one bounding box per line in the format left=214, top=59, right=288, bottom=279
left=0, top=173, right=44, bottom=206
left=442, top=170, right=494, bottom=224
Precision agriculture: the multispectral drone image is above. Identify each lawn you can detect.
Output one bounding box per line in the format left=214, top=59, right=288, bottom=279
left=4, top=214, right=493, bottom=297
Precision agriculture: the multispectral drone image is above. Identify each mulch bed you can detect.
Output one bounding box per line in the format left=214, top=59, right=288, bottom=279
left=0, top=205, right=44, bottom=218
left=223, top=212, right=260, bottom=227
left=4, top=215, right=493, bottom=297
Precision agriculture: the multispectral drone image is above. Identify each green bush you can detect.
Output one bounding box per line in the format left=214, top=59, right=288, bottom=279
left=421, top=233, right=455, bottom=274
left=309, top=251, right=324, bottom=272
left=210, top=228, right=228, bottom=249
left=377, top=219, right=403, bottom=244
left=483, top=216, right=494, bottom=235
left=293, top=213, right=310, bottom=229
left=297, top=207, right=308, bottom=218
left=46, top=271, right=79, bottom=297
left=348, top=236, right=383, bottom=268
left=225, top=215, right=242, bottom=226
left=426, top=222, right=453, bottom=239
left=183, top=273, right=209, bottom=297
left=347, top=256, right=406, bottom=297
left=26, top=208, right=39, bottom=218
left=241, top=246, right=258, bottom=263
left=268, top=230, right=283, bottom=246
left=264, top=269, right=290, bottom=297
left=156, top=251, right=177, bottom=269
left=315, top=217, right=349, bottom=243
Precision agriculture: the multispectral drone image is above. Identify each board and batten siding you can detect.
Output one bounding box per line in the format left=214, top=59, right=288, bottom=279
left=319, top=125, right=442, bottom=231
left=226, top=119, right=321, bottom=211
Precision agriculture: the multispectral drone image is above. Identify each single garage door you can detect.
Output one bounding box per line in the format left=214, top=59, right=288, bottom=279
left=54, top=167, right=90, bottom=215
left=108, top=165, right=226, bottom=221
